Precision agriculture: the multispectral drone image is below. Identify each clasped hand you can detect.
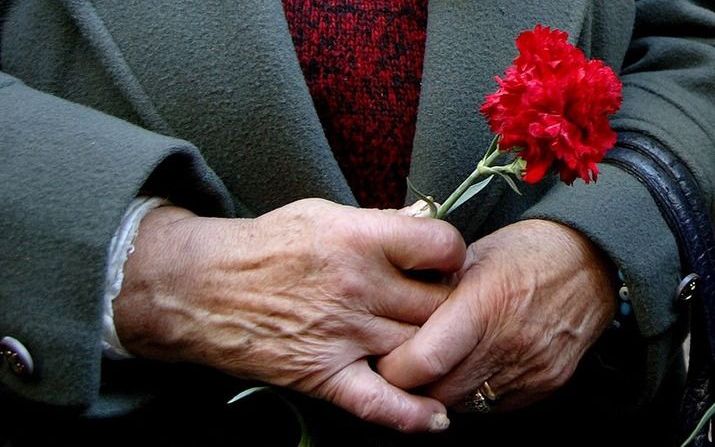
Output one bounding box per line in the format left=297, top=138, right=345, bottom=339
left=114, top=199, right=615, bottom=433
left=378, top=219, right=616, bottom=413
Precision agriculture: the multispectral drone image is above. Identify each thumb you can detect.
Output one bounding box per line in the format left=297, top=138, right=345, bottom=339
left=375, top=212, right=465, bottom=273
left=377, top=268, right=485, bottom=389
left=322, top=360, right=450, bottom=433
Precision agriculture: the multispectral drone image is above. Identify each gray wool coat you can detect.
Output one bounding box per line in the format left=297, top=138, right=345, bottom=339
left=1, top=0, right=714, bottom=444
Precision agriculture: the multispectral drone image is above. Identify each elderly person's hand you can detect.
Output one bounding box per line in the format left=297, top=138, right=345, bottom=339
left=112, top=198, right=466, bottom=432
left=377, top=219, right=616, bottom=411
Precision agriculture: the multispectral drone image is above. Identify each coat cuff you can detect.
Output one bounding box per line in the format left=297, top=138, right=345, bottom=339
left=0, top=73, right=234, bottom=409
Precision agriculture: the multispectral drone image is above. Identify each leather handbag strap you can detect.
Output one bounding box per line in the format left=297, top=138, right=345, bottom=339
left=605, top=132, right=715, bottom=446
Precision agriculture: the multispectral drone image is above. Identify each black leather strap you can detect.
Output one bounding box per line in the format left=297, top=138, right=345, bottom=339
left=604, top=132, right=715, bottom=446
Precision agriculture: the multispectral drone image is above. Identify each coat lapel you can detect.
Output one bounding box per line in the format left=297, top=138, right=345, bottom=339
left=410, top=0, right=591, bottom=237
left=67, top=0, right=356, bottom=215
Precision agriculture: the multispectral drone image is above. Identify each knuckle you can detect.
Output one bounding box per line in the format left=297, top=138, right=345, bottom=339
left=433, top=224, right=466, bottom=256
left=293, top=197, right=332, bottom=209
left=331, top=271, right=364, bottom=299
left=443, top=224, right=466, bottom=251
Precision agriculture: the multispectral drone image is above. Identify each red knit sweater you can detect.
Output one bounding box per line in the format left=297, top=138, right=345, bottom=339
left=282, top=0, right=427, bottom=208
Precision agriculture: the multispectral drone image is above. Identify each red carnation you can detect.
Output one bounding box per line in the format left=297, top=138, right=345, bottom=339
left=480, top=25, right=622, bottom=184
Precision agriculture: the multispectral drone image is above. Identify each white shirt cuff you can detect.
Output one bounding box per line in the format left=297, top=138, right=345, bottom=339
left=102, top=196, right=169, bottom=359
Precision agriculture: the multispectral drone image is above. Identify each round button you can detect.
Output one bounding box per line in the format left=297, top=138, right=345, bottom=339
left=675, top=273, right=700, bottom=304
left=0, top=336, right=34, bottom=378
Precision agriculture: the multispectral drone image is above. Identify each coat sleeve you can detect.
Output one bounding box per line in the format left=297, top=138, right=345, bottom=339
left=518, top=0, right=715, bottom=402
left=0, top=71, right=235, bottom=409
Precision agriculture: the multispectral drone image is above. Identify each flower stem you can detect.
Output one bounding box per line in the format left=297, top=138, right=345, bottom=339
left=435, top=145, right=502, bottom=220
left=435, top=168, right=484, bottom=219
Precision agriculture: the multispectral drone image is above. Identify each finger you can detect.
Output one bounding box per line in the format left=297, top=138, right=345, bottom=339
left=363, top=270, right=454, bottom=325
left=422, top=358, right=504, bottom=411
left=426, top=365, right=526, bottom=413
left=377, top=272, right=486, bottom=389
left=323, top=360, right=451, bottom=433
left=373, top=212, right=466, bottom=273
left=427, top=344, right=576, bottom=412
left=424, top=353, right=500, bottom=409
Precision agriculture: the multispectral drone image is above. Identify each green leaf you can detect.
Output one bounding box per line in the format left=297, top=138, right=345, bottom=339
left=406, top=177, right=438, bottom=218
left=484, top=134, right=500, bottom=159
left=227, top=386, right=270, bottom=404
left=443, top=175, right=494, bottom=216
left=228, top=386, right=314, bottom=447
left=496, top=172, right=523, bottom=195
left=681, top=401, right=715, bottom=447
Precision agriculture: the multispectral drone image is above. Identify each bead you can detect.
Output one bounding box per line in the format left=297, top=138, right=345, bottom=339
left=620, top=302, right=632, bottom=317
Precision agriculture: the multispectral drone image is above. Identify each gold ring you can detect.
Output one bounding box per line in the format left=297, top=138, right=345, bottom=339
left=480, top=381, right=498, bottom=401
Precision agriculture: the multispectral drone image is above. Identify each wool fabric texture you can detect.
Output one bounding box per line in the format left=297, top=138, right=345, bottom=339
left=283, top=0, right=427, bottom=208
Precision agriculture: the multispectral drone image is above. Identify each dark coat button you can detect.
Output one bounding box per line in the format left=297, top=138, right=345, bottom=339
left=675, top=273, right=700, bottom=304
left=0, top=336, right=34, bottom=377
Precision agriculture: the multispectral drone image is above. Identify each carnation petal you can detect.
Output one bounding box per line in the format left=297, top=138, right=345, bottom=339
left=523, top=155, right=553, bottom=184
left=480, top=24, right=623, bottom=185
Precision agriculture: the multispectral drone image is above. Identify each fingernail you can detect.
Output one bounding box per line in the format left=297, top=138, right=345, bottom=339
left=429, top=413, right=450, bottom=432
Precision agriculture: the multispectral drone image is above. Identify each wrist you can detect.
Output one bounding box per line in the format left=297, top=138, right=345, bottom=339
left=112, top=205, right=203, bottom=362
left=530, top=219, right=618, bottom=323
left=103, top=197, right=171, bottom=359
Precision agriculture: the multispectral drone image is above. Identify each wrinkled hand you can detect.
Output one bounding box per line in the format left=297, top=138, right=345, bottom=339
left=113, top=198, right=466, bottom=432
left=378, top=219, right=616, bottom=411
